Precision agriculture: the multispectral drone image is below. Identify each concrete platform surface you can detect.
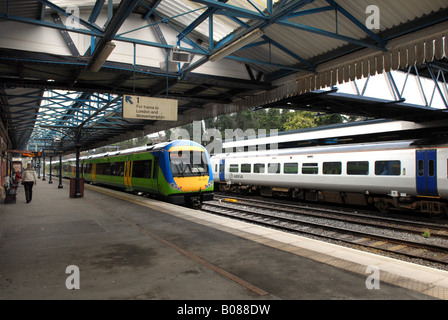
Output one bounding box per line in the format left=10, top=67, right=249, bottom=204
left=1, top=179, right=447, bottom=300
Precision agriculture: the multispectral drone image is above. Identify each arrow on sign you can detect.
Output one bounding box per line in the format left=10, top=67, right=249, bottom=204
left=125, top=96, right=133, bottom=105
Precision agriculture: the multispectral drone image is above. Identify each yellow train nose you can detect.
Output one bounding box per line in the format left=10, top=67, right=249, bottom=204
left=173, top=176, right=210, bottom=192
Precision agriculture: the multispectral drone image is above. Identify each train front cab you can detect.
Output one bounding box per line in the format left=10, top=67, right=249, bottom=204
left=164, top=143, right=214, bottom=207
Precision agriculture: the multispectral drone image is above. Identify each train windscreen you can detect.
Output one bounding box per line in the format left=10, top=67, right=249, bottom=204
left=170, top=150, right=209, bottom=177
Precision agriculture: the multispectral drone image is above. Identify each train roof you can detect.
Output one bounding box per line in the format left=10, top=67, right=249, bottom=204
left=82, top=142, right=168, bottom=160
left=62, top=140, right=205, bottom=162
left=212, top=140, right=437, bottom=159
left=222, top=119, right=448, bottom=150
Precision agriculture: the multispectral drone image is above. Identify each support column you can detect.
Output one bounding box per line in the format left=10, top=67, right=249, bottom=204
left=75, top=144, right=82, bottom=198
left=58, top=151, right=63, bottom=189
left=48, top=156, right=53, bottom=184
left=42, top=156, right=46, bottom=181
left=37, top=157, right=41, bottom=179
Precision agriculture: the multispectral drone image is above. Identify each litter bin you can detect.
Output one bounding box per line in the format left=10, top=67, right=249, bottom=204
left=5, top=187, right=17, bottom=204
left=69, top=178, right=84, bottom=198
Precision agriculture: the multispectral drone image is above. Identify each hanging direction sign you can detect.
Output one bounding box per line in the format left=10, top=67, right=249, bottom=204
left=123, top=95, right=178, bottom=121
left=43, top=148, right=57, bottom=156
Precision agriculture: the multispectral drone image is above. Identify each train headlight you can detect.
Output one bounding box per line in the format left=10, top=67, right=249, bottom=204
left=170, top=183, right=181, bottom=191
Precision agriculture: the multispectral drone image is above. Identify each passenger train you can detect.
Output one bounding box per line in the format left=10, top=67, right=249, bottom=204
left=52, top=140, right=214, bottom=207
left=211, top=140, right=448, bottom=217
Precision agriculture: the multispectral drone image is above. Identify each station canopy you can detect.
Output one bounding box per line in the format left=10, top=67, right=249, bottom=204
left=0, top=0, right=447, bottom=153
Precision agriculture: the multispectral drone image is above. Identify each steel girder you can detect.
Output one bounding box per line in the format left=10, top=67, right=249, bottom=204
left=1, top=0, right=448, bottom=154
left=0, top=0, right=389, bottom=76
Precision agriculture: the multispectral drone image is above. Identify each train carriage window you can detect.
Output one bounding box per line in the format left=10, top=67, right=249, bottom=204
left=110, top=162, right=125, bottom=176
left=347, top=161, right=369, bottom=175
left=96, top=162, right=111, bottom=175
left=428, top=160, right=435, bottom=177
left=375, top=161, right=401, bottom=176
left=96, top=163, right=102, bottom=175
left=268, top=163, right=280, bottom=174
left=133, top=160, right=153, bottom=179
left=229, top=164, right=239, bottom=173
left=283, top=163, right=298, bottom=174
left=323, top=162, right=342, bottom=175
left=418, top=160, right=424, bottom=176
left=254, top=163, right=265, bottom=174
left=84, top=163, right=92, bottom=174
left=241, top=163, right=251, bottom=173
left=302, top=163, right=318, bottom=175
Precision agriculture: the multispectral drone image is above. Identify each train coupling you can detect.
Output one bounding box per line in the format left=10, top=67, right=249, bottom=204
left=189, top=197, right=202, bottom=209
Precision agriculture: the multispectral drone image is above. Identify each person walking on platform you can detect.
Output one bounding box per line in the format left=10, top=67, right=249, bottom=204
left=22, top=163, right=37, bottom=203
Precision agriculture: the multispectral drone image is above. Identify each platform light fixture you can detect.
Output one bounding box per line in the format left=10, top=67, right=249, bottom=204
left=89, top=41, right=116, bottom=72
left=170, top=47, right=191, bottom=63
left=160, top=61, right=179, bottom=73
left=209, top=28, right=264, bottom=62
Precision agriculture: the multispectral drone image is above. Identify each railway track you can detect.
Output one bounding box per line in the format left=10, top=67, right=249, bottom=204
left=201, top=195, right=448, bottom=268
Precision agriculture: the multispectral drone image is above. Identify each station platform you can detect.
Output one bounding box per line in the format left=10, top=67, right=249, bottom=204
left=1, top=178, right=448, bottom=300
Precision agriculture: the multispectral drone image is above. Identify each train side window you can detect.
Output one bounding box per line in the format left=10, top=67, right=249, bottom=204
left=418, top=160, right=424, bottom=176
left=241, top=163, right=251, bottom=173
left=283, top=163, right=298, bottom=174
left=254, top=163, right=265, bottom=173
left=268, top=163, right=280, bottom=174
left=229, top=164, right=239, bottom=173
left=95, top=163, right=101, bottom=175
left=110, top=162, right=125, bottom=176
left=323, top=162, right=341, bottom=175
left=84, top=163, right=91, bottom=174
left=133, top=160, right=152, bottom=179
left=302, top=163, right=318, bottom=175
left=428, top=160, right=435, bottom=177
left=347, top=161, right=369, bottom=175
left=97, top=162, right=110, bottom=175
left=375, top=161, right=401, bottom=176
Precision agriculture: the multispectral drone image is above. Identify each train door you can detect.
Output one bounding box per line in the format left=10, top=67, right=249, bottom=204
left=416, top=149, right=438, bottom=196
left=124, top=160, right=132, bottom=190
left=219, top=159, right=225, bottom=182
left=92, top=163, right=96, bottom=182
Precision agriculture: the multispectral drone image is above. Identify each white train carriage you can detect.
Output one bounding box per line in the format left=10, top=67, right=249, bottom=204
left=210, top=140, right=448, bottom=217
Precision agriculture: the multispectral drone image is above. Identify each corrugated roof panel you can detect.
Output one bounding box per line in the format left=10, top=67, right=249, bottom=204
left=229, top=0, right=447, bottom=75
left=156, top=0, right=244, bottom=42
left=334, top=0, right=448, bottom=31
left=0, top=0, right=42, bottom=20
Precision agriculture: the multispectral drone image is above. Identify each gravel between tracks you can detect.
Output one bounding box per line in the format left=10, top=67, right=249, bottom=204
left=203, top=201, right=448, bottom=271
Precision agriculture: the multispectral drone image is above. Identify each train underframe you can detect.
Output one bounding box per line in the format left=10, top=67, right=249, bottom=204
left=167, top=191, right=214, bottom=209
left=216, top=183, right=447, bottom=218
left=82, top=178, right=214, bottom=209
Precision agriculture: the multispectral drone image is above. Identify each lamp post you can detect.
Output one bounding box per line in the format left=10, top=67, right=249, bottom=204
left=58, top=150, right=63, bottom=189
left=48, top=156, right=53, bottom=184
